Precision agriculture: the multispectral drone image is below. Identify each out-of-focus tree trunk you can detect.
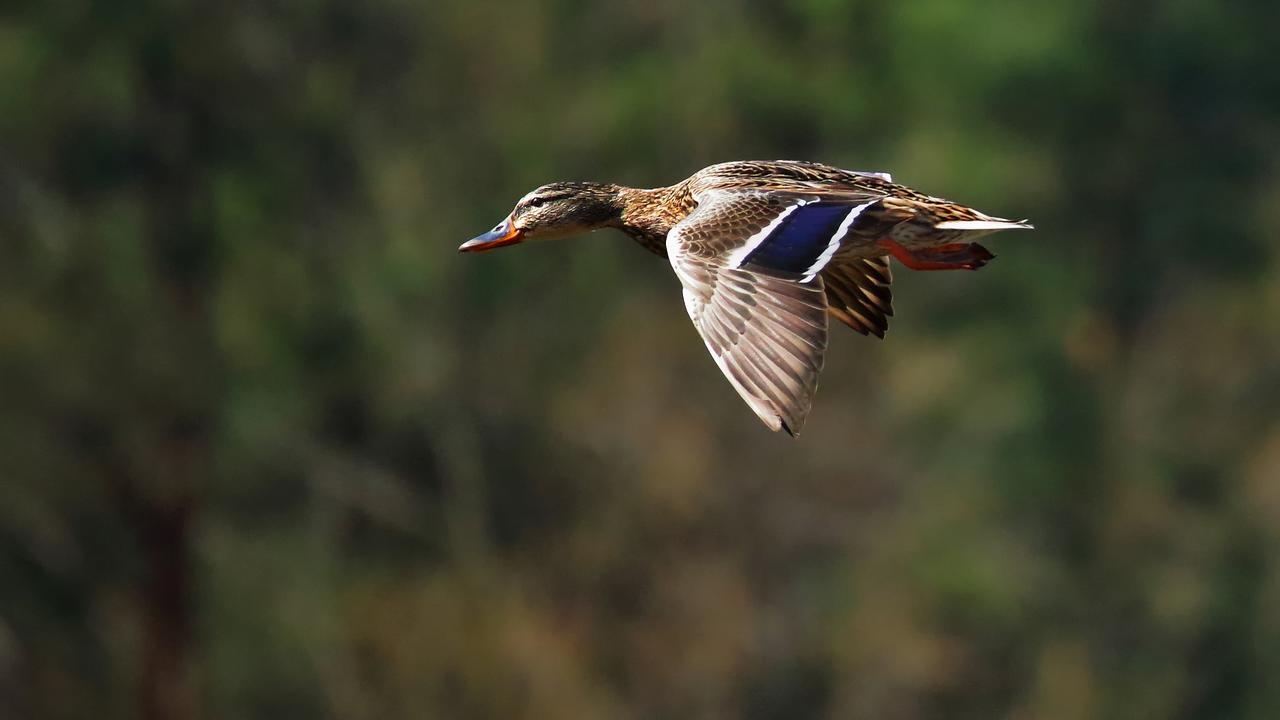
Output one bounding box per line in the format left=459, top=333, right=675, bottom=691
left=136, top=496, right=195, bottom=720
left=127, top=32, right=221, bottom=718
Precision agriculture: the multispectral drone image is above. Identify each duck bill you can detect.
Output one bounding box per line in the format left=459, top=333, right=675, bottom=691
left=459, top=217, right=523, bottom=252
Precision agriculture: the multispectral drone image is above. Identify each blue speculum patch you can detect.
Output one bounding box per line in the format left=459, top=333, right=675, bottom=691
left=744, top=203, right=853, bottom=273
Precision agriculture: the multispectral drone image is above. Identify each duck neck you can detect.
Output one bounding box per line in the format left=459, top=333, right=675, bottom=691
left=610, top=185, right=681, bottom=256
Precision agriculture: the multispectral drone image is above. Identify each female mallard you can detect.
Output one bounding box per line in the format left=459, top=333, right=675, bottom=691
left=461, top=160, right=1031, bottom=435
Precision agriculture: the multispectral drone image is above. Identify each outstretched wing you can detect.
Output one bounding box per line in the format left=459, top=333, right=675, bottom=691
left=822, top=257, right=893, bottom=338
left=667, top=190, right=855, bottom=435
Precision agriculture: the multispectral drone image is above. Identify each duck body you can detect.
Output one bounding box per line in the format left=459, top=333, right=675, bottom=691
left=613, top=160, right=1025, bottom=260
left=461, top=160, right=1032, bottom=435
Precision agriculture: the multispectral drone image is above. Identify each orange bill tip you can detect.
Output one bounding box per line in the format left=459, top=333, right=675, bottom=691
left=459, top=216, right=523, bottom=252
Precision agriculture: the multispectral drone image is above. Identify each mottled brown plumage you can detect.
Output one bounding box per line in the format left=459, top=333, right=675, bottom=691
left=461, top=160, right=1032, bottom=434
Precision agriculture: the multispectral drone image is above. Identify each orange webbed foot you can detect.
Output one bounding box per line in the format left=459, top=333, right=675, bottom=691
left=877, top=238, right=995, bottom=271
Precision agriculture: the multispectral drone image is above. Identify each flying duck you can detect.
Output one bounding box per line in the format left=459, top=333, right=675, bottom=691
left=461, top=160, right=1031, bottom=435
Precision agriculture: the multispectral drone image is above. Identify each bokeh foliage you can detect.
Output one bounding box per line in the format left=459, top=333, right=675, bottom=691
left=2, top=0, right=1280, bottom=718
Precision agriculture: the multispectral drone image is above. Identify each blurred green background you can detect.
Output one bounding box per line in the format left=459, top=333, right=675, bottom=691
left=3, top=0, right=1280, bottom=718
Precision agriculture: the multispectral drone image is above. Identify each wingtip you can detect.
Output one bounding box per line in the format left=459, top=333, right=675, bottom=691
left=780, top=418, right=798, bottom=437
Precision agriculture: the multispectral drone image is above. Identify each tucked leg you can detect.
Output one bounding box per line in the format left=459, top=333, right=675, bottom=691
left=877, top=238, right=994, bottom=271
left=917, top=242, right=973, bottom=256
left=916, top=242, right=994, bottom=265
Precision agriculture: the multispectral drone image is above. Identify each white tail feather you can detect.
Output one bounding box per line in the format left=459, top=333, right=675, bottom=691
left=935, top=219, right=1034, bottom=231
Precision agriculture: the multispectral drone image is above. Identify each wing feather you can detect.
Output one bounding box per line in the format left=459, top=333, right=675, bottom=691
left=821, top=257, right=894, bottom=337
left=668, top=192, right=832, bottom=434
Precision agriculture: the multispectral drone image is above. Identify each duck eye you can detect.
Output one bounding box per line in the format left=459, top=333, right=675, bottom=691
left=528, top=197, right=548, bottom=208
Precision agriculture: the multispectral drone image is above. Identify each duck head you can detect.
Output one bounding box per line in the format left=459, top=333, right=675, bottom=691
left=459, top=182, right=623, bottom=252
